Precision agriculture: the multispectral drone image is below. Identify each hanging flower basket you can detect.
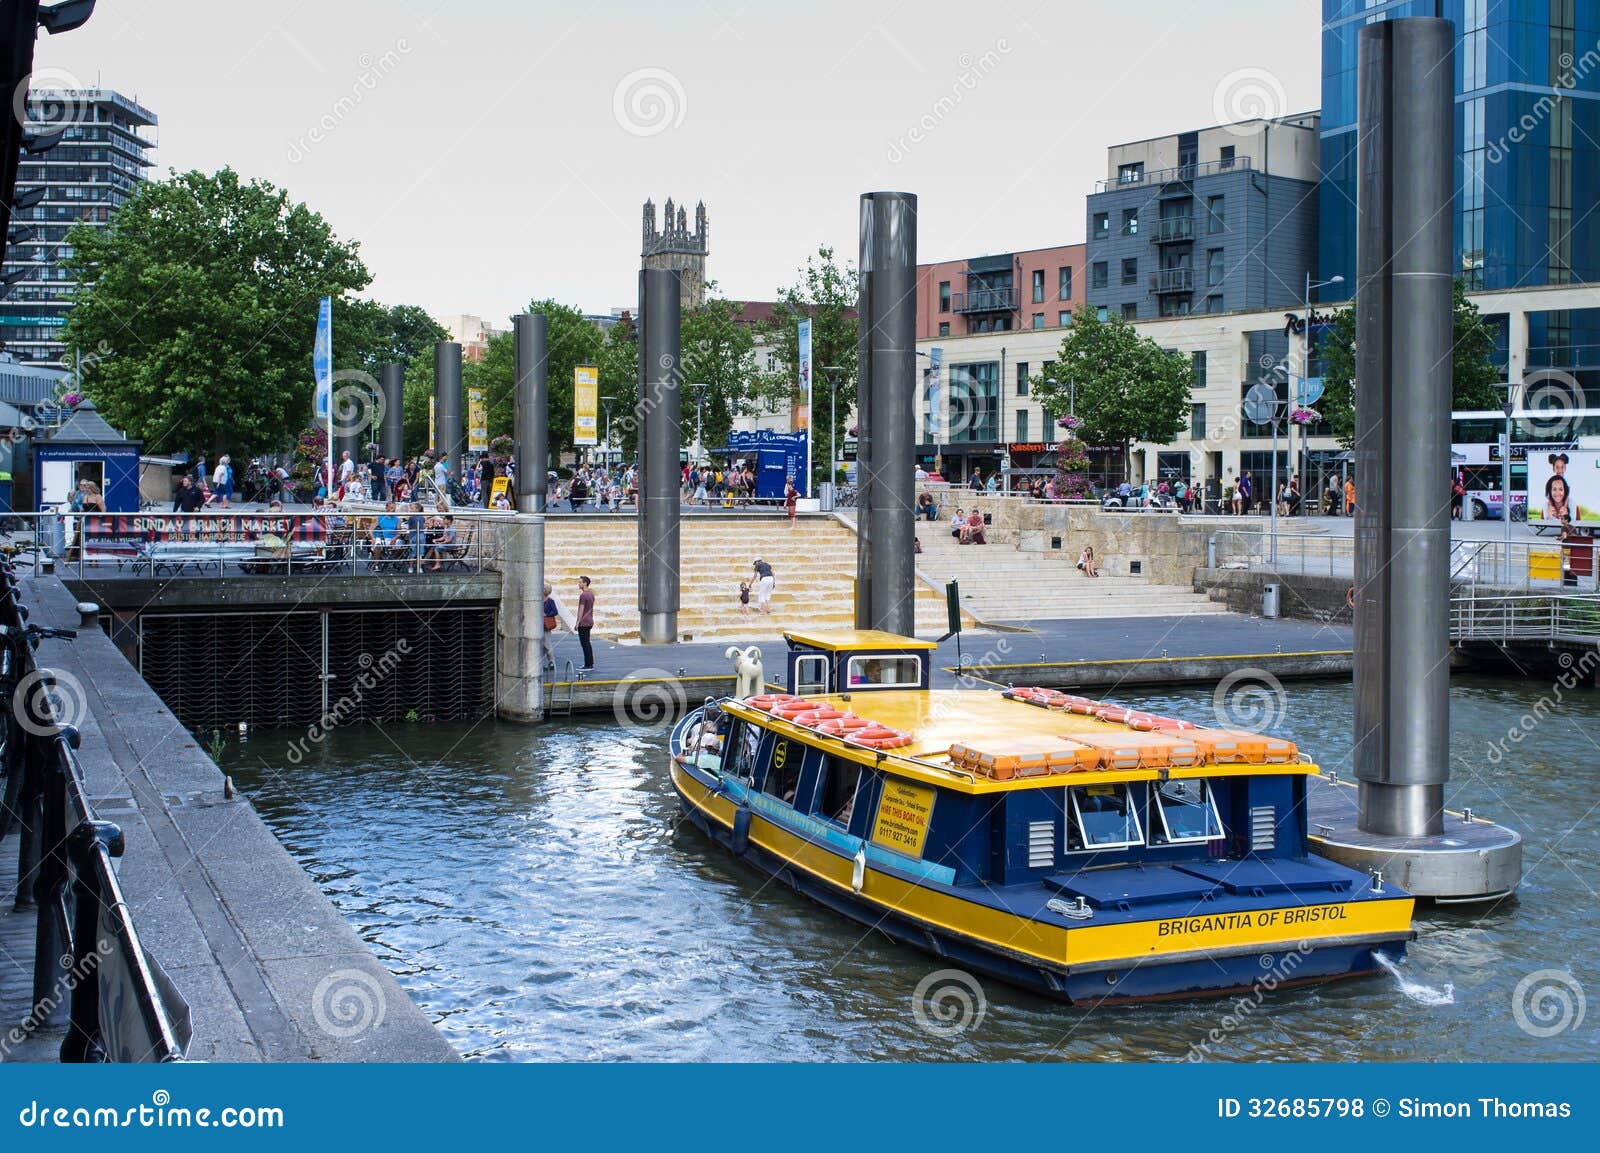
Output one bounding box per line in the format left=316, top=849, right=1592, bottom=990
left=1056, top=414, right=1083, bottom=431
left=60, top=392, right=84, bottom=409
left=1290, top=408, right=1321, bottom=425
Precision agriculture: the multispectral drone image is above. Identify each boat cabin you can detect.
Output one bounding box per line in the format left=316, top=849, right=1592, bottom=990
left=783, top=629, right=938, bottom=697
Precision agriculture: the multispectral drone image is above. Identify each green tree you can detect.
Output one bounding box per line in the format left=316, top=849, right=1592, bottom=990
left=1031, top=305, right=1192, bottom=481
left=761, top=246, right=859, bottom=488
left=1318, top=279, right=1502, bottom=444
left=62, top=167, right=370, bottom=456
left=682, top=292, right=758, bottom=461
left=598, top=317, right=639, bottom=461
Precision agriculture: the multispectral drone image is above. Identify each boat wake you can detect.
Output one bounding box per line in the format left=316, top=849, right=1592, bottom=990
left=1375, top=951, right=1455, bottom=1006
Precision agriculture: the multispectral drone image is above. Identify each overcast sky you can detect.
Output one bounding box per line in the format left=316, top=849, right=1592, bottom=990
left=34, top=0, right=1321, bottom=323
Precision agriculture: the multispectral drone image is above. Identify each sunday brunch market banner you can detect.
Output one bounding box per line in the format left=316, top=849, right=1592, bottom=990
left=81, top=515, right=327, bottom=544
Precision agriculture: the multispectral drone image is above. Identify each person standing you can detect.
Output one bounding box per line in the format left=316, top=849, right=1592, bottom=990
left=432, top=454, right=450, bottom=497
left=784, top=476, right=798, bottom=527
left=751, top=557, right=775, bottom=614
left=1344, top=476, right=1356, bottom=516
left=576, top=575, right=596, bottom=673
left=173, top=474, right=205, bottom=513
left=213, top=455, right=234, bottom=508
left=541, top=581, right=558, bottom=671
left=337, top=450, right=355, bottom=493
left=1237, top=470, right=1253, bottom=515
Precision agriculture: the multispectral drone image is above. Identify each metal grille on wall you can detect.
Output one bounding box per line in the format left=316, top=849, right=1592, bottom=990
left=138, top=607, right=496, bottom=730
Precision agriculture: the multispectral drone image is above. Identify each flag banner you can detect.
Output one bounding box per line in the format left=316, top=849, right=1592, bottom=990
left=797, top=318, right=812, bottom=432
left=574, top=366, right=599, bottom=446
left=468, top=388, right=488, bottom=452
left=313, top=296, right=332, bottom=419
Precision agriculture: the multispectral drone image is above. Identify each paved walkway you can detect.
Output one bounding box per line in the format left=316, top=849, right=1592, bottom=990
left=0, top=842, right=63, bottom=1062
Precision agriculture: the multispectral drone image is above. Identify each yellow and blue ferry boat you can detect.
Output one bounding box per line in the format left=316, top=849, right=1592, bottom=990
left=670, top=629, right=1415, bottom=1003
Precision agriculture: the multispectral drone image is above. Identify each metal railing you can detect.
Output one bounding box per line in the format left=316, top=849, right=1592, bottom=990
left=1206, top=528, right=1600, bottom=593
left=1154, top=217, right=1194, bottom=243
left=0, top=563, right=185, bottom=1061
left=951, top=287, right=1016, bottom=313
left=1095, top=155, right=1253, bottom=192
left=1153, top=267, right=1194, bottom=293
left=7, top=508, right=508, bottom=580
left=1451, top=587, right=1600, bottom=644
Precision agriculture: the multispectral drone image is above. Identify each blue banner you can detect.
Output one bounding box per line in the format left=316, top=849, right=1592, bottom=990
left=0, top=1063, right=1587, bottom=1148
left=312, top=296, right=332, bottom=420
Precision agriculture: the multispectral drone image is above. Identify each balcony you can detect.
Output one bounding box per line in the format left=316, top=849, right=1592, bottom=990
left=1152, top=268, right=1194, bottom=293
left=1096, top=155, right=1252, bottom=193
left=1154, top=217, right=1194, bottom=244
left=952, top=287, right=1016, bottom=314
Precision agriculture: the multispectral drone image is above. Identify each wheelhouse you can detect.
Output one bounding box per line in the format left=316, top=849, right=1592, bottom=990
left=783, top=629, right=938, bottom=697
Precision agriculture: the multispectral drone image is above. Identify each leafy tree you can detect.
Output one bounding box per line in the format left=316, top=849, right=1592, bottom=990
left=1031, top=305, right=1192, bottom=481
left=682, top=292, right=758, bottom=461
left=598, top=316, right=639, bottom=461
left=761, top=246, right=859, bottom=488
left=62, top=167, right=370, bottom=456
left=1318, top=279, right=1502, bottom=444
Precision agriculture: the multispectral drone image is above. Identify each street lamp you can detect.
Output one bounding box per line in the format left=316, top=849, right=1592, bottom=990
left=601, top=395, right=617, bottom=466
left=822, top=365, right=844, bottom=485
left=689, top=383, right=708, bottom=464
left=1298, top=273, right=1344, bottom=509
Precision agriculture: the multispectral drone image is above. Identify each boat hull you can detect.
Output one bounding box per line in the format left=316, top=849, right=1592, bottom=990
left=671, top=761, right=1410, bottom=1006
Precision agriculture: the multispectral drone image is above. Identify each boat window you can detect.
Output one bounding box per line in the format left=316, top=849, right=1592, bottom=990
left=817, top=757, right=862, bottom=826
left=726, top=721, right=763, bottom=782
left=844, top=655, right=922, bottom=688
left=1065, top=783, right=1143, bottom=853
left=794, top=654, right=829, bottom=695
left=1149, top=779, right=1223, bottom=844
left=761, top=738, right=804, bottom=806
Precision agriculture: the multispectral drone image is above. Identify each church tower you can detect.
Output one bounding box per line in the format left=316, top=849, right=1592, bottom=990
left=641, top=198, right=709, bottom=311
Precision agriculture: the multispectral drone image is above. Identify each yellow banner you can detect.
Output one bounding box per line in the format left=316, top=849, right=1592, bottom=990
left=871, top=778, right=936, bottom=858
left=468, top=388, right=487, bottom=452
left=574, top=366, right=599, bottom=447
left=428, top=396, right=436, bottom=452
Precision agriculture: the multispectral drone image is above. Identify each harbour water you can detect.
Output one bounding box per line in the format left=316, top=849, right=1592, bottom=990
left=221, top=676, right=1599, bottom=1062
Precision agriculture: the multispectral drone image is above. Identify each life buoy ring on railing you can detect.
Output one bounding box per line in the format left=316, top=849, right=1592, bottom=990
left=1347, top=586, right=1356, bottom=609
left=815, top=715, right=872, bottom=737
left=845, top=725, right=915, bottom=750
left=747, top=693, right=802, bottom=711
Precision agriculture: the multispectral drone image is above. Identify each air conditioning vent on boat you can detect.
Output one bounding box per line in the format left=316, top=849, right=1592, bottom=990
left=1249, top=806, right=1277, bottom=853
left=1027, top=821, right=1055, bottom=869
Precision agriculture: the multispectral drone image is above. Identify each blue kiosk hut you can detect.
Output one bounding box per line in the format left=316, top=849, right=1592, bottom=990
left=33, top=399, right=142, bottom=513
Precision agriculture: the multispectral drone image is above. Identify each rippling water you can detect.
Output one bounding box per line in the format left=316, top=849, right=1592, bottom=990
left=222, top=675, right=1600, bottom=1062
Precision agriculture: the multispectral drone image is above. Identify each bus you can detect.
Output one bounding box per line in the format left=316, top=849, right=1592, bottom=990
left=1450, top=407, right=1600, bottom=521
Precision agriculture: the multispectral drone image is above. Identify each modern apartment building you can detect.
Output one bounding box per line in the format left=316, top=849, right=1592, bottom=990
left=915, top=243, right=1087, bottom=340
left=1319, top=0, right=1599, bottom=397
left=1084, top=115, right=1321, bottom=322
left=0, top=89, right=157, bottom=367
left=437, top=313, right=505, bottom=362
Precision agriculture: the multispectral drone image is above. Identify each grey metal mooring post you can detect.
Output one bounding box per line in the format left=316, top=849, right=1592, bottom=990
left=637, top=268, right=682, bottom=645
left=1352, top=17, right=1453, bottom=837
left=379, top=362, right=404, bottom=462
left=855, top=191, right=918, bottom=636
left=513, top=313, right=549, bottom=513
left=434, top=341, right=464, bottom=484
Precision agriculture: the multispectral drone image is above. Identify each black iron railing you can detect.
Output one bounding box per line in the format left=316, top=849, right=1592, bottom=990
left=0, top=561, right=185, bottom=1062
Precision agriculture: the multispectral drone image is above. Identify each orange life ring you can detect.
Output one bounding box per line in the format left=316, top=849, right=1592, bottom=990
left=1347, top=586, right=1356, bottom=609
left=772, top=701, right=829, bottom=721
left=748, top=693, right=802, bottom=711
left=845, top=725, right=915, bottom=750
left=1059, top=696, right=1101, bottom=715
left=815, top=715, right=872, bottom=736
left=1093, top=705, right=1133, bottom=724
left=1006, top=686, right=1070, bottom=709
left=792, top=707, right=846, bottom=728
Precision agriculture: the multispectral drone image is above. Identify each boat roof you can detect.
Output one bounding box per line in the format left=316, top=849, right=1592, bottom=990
left=783, top=628, right=939, bottom=652
left=723, top=689, right=1317, bottom=794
